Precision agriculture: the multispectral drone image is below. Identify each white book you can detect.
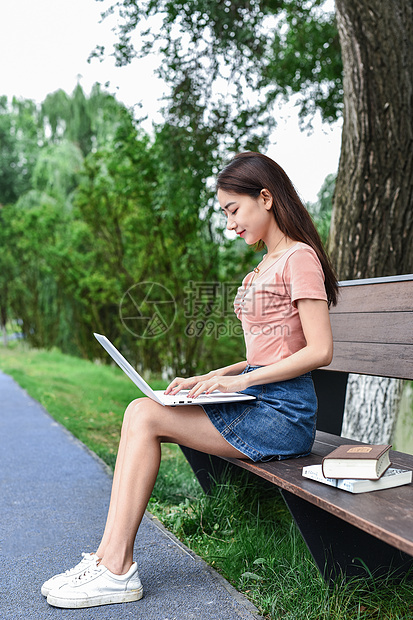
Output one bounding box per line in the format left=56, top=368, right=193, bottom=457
left=302, top=464, right=412, bottom=494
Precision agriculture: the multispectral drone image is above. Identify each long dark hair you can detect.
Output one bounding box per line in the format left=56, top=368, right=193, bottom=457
left=217, top=152, right=338, bottom=307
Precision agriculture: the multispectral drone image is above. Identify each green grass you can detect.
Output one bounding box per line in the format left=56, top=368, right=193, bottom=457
left=1, top=340, right=413, bottom=619
left=149, top=475, right=413, bottom=619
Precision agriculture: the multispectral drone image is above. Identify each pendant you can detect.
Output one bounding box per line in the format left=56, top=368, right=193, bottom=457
left=253, top=267, right=260, bottom=274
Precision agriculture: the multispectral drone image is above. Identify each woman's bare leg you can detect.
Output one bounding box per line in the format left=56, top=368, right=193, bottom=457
left=95, top=399, right=139, bottom=558
left=96, top=397, right=245, bottom=575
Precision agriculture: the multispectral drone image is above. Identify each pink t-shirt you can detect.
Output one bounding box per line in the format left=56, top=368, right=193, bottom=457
left=234, top=242, right=327, bottom=366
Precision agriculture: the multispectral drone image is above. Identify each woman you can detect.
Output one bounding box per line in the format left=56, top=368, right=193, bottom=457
left=43, top=151, right=338, bottom=609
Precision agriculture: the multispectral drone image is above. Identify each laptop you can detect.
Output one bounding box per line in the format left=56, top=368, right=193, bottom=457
left=94, top=334, right=256, bottom=407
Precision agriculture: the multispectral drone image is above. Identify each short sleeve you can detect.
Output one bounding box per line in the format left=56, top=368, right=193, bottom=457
left=283, top=247, right=327, bottom=307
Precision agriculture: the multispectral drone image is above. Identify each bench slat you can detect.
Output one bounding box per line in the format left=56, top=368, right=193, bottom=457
left=223, top=431, right=413, bottom=557
left=330, top=312, right=413, bottom=345
left=322, top=342, right=413, bottom=379
left=331, top=279, right=413, bottom=313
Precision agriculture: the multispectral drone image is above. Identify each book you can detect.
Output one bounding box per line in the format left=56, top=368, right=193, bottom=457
left=321, top=444, right=392, bottom=479
left=302, top=464, right=412, bottom=494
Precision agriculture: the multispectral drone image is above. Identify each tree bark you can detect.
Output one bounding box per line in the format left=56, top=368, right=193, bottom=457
left=341, top=374, right=405, bottom=443
left=330, top=0, right=413, bottom=443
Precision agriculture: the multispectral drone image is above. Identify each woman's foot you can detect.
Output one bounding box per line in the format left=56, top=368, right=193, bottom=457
left=41, top=552, right=99, bottom=597
left=46, top=561, right=143, bottom=608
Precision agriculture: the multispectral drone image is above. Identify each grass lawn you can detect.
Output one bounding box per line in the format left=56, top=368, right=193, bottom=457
left=1, top=340, right=413, bottom=619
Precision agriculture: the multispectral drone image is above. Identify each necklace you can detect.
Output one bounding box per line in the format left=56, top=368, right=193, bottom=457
left=253, top=235, right=286, bottom=275
left=239, top=235, right=289, bottom=310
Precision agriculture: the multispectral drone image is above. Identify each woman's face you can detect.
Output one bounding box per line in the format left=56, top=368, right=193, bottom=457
left=217, top=188, right=275, bottom=246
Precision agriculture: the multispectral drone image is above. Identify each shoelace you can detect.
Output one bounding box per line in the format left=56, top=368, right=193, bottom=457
left=71, top=560, right=102, bottom=585
left=63, top=552, right=94, bottom=577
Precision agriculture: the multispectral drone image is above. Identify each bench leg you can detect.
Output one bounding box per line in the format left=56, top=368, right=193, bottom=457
left=281, top=489, right=413, bottom=584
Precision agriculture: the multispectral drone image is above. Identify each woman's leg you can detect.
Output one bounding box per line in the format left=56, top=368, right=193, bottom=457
left=96, top=397, right=245, bottom=575
left=95, top=399, right=140, bottom=559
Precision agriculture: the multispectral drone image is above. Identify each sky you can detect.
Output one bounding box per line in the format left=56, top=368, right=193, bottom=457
left=0, top=0, right=342, bottom=203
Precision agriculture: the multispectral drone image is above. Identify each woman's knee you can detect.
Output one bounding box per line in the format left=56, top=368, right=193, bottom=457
left=121, top=397, right=161, bottom=438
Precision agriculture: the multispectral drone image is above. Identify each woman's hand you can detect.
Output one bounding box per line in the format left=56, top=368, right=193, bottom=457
left=164, top=373, right=214, bottom=395
left=166, top=373, right=248, bottom=399
left=188, top=374, right=249, bottom=399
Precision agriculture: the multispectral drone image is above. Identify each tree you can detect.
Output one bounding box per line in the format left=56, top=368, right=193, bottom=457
left=0, top=96, right=43, bottom=205
left=41, top=83, right=128, bottom=156
left=72, top=109, right=248, bottom=374
left=32, top=140, right=84, bottom=201
left=329, top=0, right=413, bottom=278
left=0, top=96, right=45, bottom=344
left=5, top=190, right=73, bottom=351
left=0, top=204, right=14, bottom=345
left=329, top=0, right=413, bottom=443
left=93, top=0, right=342, bottom=127
left=1, top=86, right=141, bottom=355
left=1, top=84, right=250, bottom=369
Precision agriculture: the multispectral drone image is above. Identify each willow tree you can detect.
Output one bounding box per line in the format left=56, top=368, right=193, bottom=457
left=94, top=0, right=413, bottom=440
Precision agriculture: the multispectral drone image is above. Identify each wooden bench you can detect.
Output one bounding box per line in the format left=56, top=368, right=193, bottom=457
left=181, top=274, right=413, bottom=584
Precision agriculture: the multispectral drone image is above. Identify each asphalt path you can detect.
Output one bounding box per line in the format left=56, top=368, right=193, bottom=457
left=0, top=371, right=262, bottom=620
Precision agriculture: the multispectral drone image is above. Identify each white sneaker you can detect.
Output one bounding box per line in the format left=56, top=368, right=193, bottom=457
left=41, top=552, right=99, bottom=597
left=46, top=561, right=143, bottom=608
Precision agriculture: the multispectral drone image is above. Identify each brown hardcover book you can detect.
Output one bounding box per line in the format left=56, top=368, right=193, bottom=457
left=321, top=444, right=392, bottom=480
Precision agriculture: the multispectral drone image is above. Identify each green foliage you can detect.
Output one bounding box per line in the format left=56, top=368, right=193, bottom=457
left=69, top=108, right=247, bottom=373
left=40, top=83, right=125, bottom=156
left=263, top=0, right=343, bottom=123
left=0, top=96, right=43, bottom=204
left=1, top=79, right=335, bottom=376
left=308, top=172, right=336, bottom=245
left=0, top=84, right=253, bottom=373
left=95, top=0, right=343, bottom=130
left=0, top=86, right=137, bottom=357
left=31, top=140, right=84, bottom=200
left=1, top=0, right=348, bottom=374
left=0, top=203, right=14, bottom=333
left=1, top=0, right=347, bottom=375
left=4, top=191, right=73, bottom=351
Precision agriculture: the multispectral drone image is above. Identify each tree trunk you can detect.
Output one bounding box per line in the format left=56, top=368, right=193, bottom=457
left=1, top=325, right=7, bottom=347
left=341, top=375, right=404, bottom=443
left=330, top=0, right=413, bottom=279
left=0, top=296, right=7, bottom=347
left=330, top=0, right=413, bottom=443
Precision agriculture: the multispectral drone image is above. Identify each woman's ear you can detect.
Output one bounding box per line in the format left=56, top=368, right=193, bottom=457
left=260, top=188, right=273, bottom=210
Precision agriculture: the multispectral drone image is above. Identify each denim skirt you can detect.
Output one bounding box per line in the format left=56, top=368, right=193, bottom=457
left=200, top=365, right=317, bottom=462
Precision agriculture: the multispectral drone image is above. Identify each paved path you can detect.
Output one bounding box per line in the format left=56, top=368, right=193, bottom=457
left=0, top=371, right=262, bottom=620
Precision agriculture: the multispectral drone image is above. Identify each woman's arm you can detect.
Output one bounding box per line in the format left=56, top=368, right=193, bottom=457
left=209, top=360, right=249, bottom=377
left=184, top=298, right=333, bottom=398
left=242, top=298, right=333, bottom=388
